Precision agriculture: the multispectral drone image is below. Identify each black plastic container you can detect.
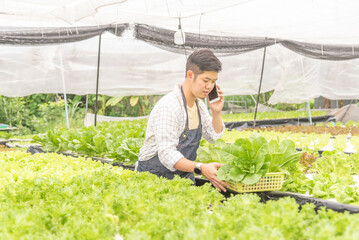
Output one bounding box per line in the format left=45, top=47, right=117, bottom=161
left=224, top=115, right=336, bottom=131
left=195, top=177, right=359, bottom=214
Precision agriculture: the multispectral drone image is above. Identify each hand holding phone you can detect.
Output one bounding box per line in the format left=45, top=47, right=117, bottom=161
left=208, top=83, right=220, bottom=104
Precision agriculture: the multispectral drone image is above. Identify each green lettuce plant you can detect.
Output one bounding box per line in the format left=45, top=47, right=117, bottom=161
left=217, top=135, right=271, bottom=185
left=216, top=134, right=300, bottom=185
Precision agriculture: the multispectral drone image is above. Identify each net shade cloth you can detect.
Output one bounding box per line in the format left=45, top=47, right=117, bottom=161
left=1, top=23, right=358, bottom=60
left=0, top=24, right=128, bottom=45
left=134, top=24, right=276, bottom=55
left=280, top=40, right=359, bottom=61
left=135, top=24, right=359, bottom=61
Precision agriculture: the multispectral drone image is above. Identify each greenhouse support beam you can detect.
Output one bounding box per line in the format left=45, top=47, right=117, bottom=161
left=253, top=47, right=266, bottom=128
left=250, top=95, right=257, bottom=105
left=60, top=52, right=70, bottom=129
left=94, top=34, right=102, bottom=126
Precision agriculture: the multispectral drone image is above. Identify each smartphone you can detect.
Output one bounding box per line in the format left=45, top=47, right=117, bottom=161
left=208, top=84, right=220, bottom=104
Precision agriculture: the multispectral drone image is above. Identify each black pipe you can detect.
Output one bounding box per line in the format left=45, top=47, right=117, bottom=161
left=253, top=47, right=266, bottom=128
left=94, top=34, right=102, bottom=126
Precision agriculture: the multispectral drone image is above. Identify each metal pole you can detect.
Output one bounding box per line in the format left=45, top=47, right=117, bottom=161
left=306, top=101, right=312, bottom=125
left=85, top=94, right=88, bottom=113
left=253, top=47, right=267, bottom=128
left=94, top=34, right=102, bottom=126
left=179, top=18, right=187, bottom=59
left=59, top=52, right=70, bottom=128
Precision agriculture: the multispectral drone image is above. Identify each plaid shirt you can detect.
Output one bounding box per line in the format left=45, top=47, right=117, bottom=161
left=138, top=85, right=225, bottom=171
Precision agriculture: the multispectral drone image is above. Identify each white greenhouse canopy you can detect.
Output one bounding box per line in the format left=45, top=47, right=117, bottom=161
left=0, top=0, right=359, bottom=104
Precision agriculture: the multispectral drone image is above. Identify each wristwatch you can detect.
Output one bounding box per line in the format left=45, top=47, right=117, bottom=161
left=194, top=162, right=203, bottom=175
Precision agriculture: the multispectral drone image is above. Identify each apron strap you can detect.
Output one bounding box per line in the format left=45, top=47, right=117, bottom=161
left=181, top=85, right=202, bottom=130
left=180, top=86, right=189, bottom=130
left=195, top=99, right=202, bottom=127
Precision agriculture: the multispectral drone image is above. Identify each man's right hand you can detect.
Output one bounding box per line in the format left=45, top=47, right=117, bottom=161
left=201, top=163, right=229, bottom=192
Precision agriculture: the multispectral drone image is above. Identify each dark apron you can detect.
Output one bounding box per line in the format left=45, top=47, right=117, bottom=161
left=137, top=86, right=202, bottom=182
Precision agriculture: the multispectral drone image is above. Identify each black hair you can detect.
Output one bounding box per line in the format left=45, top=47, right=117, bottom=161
left=185, top=49, right=222, bottom=78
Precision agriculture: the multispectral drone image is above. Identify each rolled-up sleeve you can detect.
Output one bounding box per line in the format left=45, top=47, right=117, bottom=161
left=152, top=105, right=184, bottom=171
left=199, top=101, right=225, bottom=143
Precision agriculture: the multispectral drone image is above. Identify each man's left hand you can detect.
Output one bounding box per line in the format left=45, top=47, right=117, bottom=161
left=201, top=162, right=229, bottom=192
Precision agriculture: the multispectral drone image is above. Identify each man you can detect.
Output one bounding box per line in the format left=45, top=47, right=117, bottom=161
left=137, top=49, right=228, bottom=192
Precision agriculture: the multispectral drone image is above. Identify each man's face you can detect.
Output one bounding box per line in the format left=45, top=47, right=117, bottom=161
left=188, top=70, right=218, bottom=99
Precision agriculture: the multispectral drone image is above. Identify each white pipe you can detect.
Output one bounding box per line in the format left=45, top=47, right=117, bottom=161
left=306, top=101, right=312, bottom=125
left=85, top=94, right=88, bottom=113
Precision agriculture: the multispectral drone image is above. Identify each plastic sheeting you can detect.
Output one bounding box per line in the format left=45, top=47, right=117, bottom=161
left=0, top=32, right=280, bottom=97
left=0, top=0, right=359, bottom=103
left=0, top=32, right=359, bottom=103
left=0, top=32, right=266, bottom=97
left=266, top=48, right=359, bottom=104
left=0, top=33, right=182, bottom=97
left=330, top=104, right=359, bottom=123
left=2, top=0, right=359, bottom=45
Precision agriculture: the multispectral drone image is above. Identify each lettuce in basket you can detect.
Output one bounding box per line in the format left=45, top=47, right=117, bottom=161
left=217, top=134, right=301, bottom=185
left=217, top=134, right=271, bottom=185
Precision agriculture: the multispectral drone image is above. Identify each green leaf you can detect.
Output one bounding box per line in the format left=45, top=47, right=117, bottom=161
left=93, top=134, right=106, bottom=154
left=197, top=147, right=214, bottom=163
left=220, top=144, right=241, bottom=164
left=214, top=139, right=227, bottom=148
left=106, top=96, right=124, bottom=107
left=242, top=173, right=263, bottom=185
left=228, top=167, right=245, bottom=182
left=130, top=96, right=139, bottom=107
left=268, top=138, right=300, bottom=173
left=215, top=134, right=273, bottom=185
left=217, top=164, right=233, bottom=181
left=268, top=139, right=279, bottom=154
left=74, top=95, right=82, bottom=101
